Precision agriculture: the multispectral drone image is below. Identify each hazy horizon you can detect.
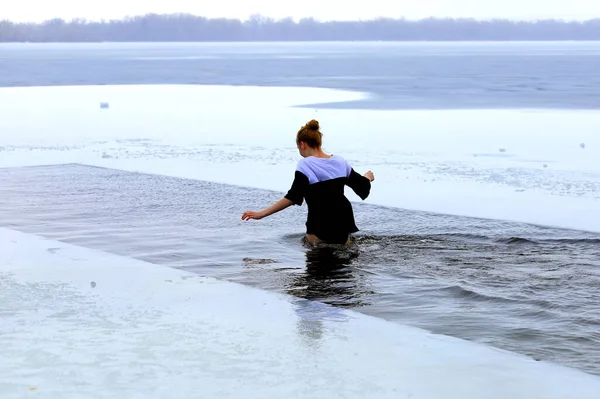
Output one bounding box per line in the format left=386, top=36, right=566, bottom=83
left=2, top=0, right=600, bottom=23
left=2, top=13, right=599, bottom=42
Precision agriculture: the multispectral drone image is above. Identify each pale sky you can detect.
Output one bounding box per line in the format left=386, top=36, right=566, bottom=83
left=3, top=0, right=599, bottom=23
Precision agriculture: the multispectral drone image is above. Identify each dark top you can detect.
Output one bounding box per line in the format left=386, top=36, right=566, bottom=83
left=284, top=155, right=371, bottom=244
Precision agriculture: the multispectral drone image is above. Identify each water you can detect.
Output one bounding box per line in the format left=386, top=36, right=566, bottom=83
left=1, top=164, right=599, bottom=376
left=1, top=41, right=600, bottom=109
left=1, top=41, right=600, bottom=376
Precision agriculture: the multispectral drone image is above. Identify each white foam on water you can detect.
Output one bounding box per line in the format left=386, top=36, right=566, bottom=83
left=1, top=84, right=598, bottom=232
left=1, top=227, right=600, bottom=398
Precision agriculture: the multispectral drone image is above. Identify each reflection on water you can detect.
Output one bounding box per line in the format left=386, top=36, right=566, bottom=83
left=1, top=163, right=600, bottom=376
left=292, top=297, right=351, bottom=349
left=289, top=245, right=359, bottom=349
left=285, top=243, right=368, bottom=308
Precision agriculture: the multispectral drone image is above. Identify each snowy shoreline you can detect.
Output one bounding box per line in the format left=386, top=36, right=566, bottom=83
left=2, top=226, right=600, bottom=398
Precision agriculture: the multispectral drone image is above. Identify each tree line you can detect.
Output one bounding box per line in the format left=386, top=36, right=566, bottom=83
left=1, top=14, right=599, bottom=42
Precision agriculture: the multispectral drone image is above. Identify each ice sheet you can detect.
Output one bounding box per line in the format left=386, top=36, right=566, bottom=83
left=1, top=227, right=600, bottom=399
left=0, top=84, right=599, bottom=233
left=2, top=85, right=600, bottom=397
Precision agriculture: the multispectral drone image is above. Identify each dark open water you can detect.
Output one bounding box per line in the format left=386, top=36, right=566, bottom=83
left=0, top=42, right=600, bottom=376
left=0, top=164, right=599, bottom=376
left=1, top=41, right=600, bottom=109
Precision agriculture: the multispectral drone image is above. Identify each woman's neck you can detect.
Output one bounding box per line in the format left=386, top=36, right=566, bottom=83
left=305, top=147, right=331, bottom=158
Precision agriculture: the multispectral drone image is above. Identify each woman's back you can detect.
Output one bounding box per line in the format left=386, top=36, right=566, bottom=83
left=296, top=154, right=351, bottom=185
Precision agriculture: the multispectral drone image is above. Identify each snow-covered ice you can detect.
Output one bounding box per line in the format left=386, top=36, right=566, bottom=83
left=1, top=84, right=598, bottom=232
left=2, top=84, right=600, bottom=397
left=2, top=227, right=600, bottom=398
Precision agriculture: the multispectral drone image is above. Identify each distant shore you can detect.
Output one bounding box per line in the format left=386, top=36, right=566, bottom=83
left=1, top=14, right=600, bottom=42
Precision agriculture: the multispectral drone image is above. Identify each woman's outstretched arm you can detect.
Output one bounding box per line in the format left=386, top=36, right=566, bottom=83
left=241, top=197, right=294, bottom=221
left=242, top=169, right=308, bottom=221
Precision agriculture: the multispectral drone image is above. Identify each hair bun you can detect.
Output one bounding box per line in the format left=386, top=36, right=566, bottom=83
left=305, top=119, right=320, bottom=131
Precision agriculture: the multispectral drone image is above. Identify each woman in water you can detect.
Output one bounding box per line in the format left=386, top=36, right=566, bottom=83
left=241, top=119, right=375, bottom=246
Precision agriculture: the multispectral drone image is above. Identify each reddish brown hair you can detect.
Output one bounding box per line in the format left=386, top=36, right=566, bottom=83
left=296, top=119, right=323, bottom=148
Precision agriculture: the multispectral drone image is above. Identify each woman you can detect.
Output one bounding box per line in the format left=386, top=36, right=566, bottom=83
left=241, top=119, right=375, bottom=246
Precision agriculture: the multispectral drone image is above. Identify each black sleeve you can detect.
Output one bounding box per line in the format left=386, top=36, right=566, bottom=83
left=284, top=171, right=309, bottom=206
left=346, top=168, right=371, bottom=200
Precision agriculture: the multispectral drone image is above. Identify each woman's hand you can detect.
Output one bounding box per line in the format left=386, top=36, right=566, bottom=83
left=364, top=170, right=375, bottom=182
left=241, top=210, right=265, bottom=221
